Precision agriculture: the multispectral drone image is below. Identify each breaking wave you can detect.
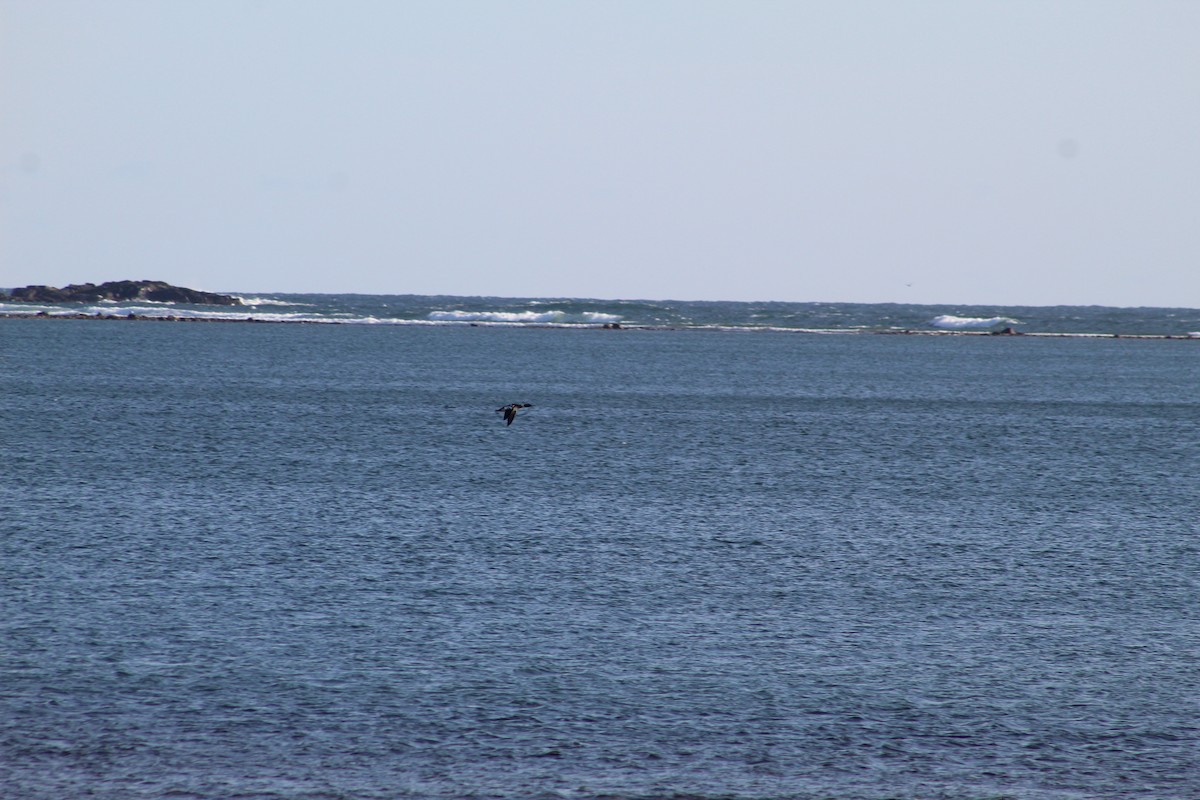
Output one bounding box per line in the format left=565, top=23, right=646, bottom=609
left=427, top=309, right=621, bottom=326
left=236, top=296, right=312, bottom=307
left=928, top=314, right=1019, bottom=330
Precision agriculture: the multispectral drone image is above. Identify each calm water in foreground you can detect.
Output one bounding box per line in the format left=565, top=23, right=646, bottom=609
left=2, top=316, right=1198, bottom=800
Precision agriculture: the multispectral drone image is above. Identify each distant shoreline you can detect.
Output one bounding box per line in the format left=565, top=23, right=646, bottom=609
left=3, top=310, right=1197, bottom=339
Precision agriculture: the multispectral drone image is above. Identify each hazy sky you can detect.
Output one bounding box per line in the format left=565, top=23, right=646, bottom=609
left=2, top=1, right=1198, bottom=305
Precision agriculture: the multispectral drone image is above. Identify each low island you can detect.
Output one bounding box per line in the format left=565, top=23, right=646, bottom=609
left=1, top=280, right=242, bottom=306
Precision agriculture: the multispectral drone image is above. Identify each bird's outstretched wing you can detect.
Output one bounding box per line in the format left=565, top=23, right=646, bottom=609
left=495, top=403, right=531, bottom=425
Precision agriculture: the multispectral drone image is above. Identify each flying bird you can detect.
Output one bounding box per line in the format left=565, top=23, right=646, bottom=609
left=496, top=403, right=533, bottom=426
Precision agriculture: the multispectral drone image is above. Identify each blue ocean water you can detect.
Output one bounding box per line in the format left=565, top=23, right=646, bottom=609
left=2, top=309, right=1198, bottom=800
left=3, top=292, right=1200, bottom=336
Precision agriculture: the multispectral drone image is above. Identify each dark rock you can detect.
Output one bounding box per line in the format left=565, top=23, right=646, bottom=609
left=1, top=280, right=242, bottom=306
left=8, top=285, right=70, bottom=302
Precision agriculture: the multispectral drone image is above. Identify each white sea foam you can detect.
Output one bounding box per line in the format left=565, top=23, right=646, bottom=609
left=65, top=304, right=340, bottom=324
left=427, top=309, right=621, bottom=325
left=928, top=314, right=1019, bottom=330
left=236, top=296, right=312, bottom=307
left=0, top=302, right=55, bottom=316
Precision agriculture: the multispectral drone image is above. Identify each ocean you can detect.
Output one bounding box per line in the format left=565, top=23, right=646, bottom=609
left=3, top=293, right=1200, bottom=336
left=2, top=295, right=1198, bottom=800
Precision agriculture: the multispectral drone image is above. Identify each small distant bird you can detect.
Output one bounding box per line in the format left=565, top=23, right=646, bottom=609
left=496, top=403, right=533, bottom=426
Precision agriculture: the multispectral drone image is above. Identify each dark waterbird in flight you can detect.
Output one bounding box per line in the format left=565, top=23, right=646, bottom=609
left=496, top=403, right=533, bottom=426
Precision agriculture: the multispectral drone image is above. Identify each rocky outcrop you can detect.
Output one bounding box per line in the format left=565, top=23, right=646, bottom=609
left=1, top=280, right=242, bottom=306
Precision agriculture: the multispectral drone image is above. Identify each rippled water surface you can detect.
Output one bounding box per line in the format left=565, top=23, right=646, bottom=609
left=4, top=292, right=1200, bottom=335
left=2, top=318, right=1198, bottom=799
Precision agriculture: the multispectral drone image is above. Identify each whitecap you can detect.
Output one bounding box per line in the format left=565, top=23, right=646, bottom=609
left=0, top=302, right=57, bottom=316
left=62, top=304, right=335, bottom=324
left=928, top=314, right=1019, bottom=330
left=236, top=296, right=312, bottom=307
left=427, top=309, right=621, bottom=325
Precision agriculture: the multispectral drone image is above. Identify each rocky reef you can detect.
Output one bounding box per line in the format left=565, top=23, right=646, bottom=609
left=1, top=280, right=242, bottom=306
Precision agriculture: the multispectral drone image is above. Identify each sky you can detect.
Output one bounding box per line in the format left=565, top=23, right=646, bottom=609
left=1, top=1, right=1198, bottom=306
